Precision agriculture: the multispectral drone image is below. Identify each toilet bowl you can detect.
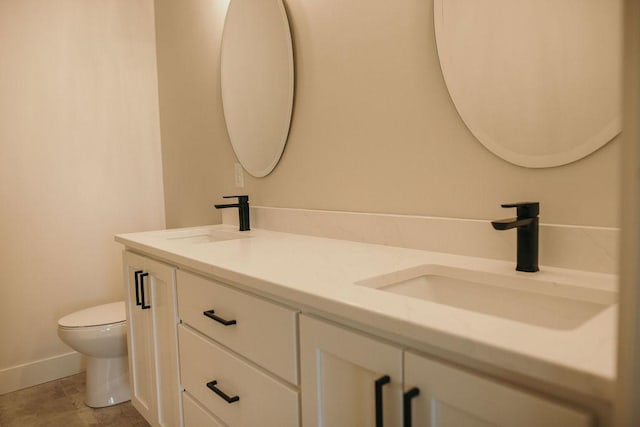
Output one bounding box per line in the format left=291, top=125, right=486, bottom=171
left=57, top=301, right=130, bottom=408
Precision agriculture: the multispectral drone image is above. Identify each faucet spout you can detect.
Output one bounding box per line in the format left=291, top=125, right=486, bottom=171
left=491, top=217, right=534, bottom=231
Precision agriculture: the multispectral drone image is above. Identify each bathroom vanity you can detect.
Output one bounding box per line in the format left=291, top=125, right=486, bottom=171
left=116, top=224, right=616, bottom=427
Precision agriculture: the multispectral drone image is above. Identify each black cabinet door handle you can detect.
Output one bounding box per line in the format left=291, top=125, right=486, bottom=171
left=139, top=272, right=150, bottom=310
left=134, top=270, right=143, bottom=306
left=206, top=380, right=240, bottom=404
left=203, top=309, right=237, bottom=326
left=375, top=375, right=391, bottom=427
left=403, top=387, right=420, bottom=427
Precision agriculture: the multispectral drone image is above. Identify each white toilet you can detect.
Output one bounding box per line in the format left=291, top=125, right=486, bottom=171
left=57, top=301, right=130, bottom=408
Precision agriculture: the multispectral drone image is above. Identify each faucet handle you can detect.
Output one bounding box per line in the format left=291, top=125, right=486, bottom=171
left=223, top=195, right=249, bottom=203
left=500, top=202, right=539, bottom=218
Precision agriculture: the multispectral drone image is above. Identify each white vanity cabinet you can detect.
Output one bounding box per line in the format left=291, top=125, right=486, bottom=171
left=116, top=230, right=608, bottom=427
left=300, top=315, right=403, bottom=426
left=123, top=251, right=182, bottom=427
left=300, top=315, right=593, bottom=427
left=176, top=270, right=299, bottom=427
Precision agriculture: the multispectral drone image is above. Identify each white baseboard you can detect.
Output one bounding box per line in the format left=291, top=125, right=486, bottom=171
left=0, top=351, right=84, bottom=395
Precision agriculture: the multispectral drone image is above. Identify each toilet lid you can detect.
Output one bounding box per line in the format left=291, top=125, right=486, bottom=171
left=58, top=301, right=126, bottom=328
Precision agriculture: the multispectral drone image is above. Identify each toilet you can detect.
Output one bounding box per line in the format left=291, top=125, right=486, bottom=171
left=57, top=301, right=130, bottom=408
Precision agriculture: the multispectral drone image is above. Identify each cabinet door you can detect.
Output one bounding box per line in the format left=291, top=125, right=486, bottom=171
left=147, top=257, right=182, bottom=427
left=123, top=251, right=182, bottom=427
left=404, top=351, right=593, bottom=427
left=124, top=253, right=157, bottom=424
left=300, top=315, right=403, bottom=427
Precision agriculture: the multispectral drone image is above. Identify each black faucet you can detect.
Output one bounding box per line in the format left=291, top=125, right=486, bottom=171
left=214, top=195, right=250, bottom=231
left=491, top=202, right=539, bottom=272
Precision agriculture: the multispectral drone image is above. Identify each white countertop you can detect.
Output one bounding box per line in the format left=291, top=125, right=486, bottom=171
left=115, top=224, right=617, bottom=401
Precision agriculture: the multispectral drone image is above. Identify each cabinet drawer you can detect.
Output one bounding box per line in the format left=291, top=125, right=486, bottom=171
left=183, top=392, right=225, bottom=427
left=179, top=325, right=299, bottom=427
left=177, top=270, right=298, bottom=384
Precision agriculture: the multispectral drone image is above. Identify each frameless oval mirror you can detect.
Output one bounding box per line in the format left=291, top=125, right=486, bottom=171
left=221, top=0, right=294, bottom=177
left=434, top=0, right=622, bottom=168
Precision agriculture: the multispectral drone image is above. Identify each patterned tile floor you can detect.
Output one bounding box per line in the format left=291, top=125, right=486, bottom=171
left=0, top=373, right=150, bottom=427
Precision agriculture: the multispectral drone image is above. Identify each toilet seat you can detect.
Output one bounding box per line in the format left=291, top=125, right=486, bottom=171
left=58, top=301, right=126, bottom=328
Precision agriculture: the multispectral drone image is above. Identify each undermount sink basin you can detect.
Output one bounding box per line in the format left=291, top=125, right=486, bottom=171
left=356, top=264, right=615, bottom=330
left=163, top=228, right=251, bottom=244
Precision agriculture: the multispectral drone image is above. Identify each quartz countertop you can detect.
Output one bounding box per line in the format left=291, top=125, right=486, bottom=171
left=115, top=224, right=617, bottom=401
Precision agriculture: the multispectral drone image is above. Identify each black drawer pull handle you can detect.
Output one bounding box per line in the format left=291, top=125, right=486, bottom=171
left=140, top=272, right=150, bottom=310
left=403, top=387, right=420, bottom=427
left=203, top=309, right=237, bottom=326
left=375, top=375, right=391, bottom=427
left=206, top=380, right=240, bottom=404
left=134, top=270, right=143, bottom=306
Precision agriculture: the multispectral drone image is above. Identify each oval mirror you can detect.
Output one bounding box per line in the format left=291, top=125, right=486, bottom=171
left=434, top=0, right=622, bottom=168
left=221, top=0, right=294, bottom=177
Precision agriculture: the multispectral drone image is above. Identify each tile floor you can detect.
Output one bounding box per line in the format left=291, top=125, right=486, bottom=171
left=0, top=373, right=149, bottom=427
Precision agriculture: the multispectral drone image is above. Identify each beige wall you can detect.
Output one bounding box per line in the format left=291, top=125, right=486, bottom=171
left=0, top=0, right=165, bottom=385
left=155, top=0, right=234, bottom=227
left=155, top=0, right=620, bottom=229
